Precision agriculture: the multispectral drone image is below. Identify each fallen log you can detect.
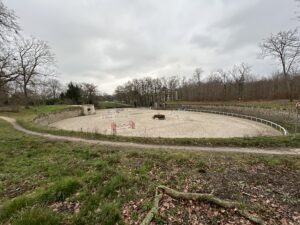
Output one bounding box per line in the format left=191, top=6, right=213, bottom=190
left=140, top=189, right=163, bottom=225
left=140, top=185, right=265, bottom=225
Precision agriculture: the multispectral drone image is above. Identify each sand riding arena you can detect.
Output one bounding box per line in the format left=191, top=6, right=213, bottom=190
left=49, top=108, right=282, bottom=138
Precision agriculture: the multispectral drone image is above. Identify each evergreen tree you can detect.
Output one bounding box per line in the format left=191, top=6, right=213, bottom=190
left=65, top=82, right=82, bottom=104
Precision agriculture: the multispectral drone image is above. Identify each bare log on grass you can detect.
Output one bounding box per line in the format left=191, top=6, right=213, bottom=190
left=140, top=185, right=265, bottom=225
left=140, top=189, right=163, bottom=225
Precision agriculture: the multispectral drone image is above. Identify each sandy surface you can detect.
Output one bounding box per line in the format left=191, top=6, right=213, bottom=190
left=49, top=108, right=281, bottom=138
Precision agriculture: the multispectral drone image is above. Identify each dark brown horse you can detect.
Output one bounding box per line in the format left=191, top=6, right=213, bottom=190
left=152, top=114, right=165, bottom=120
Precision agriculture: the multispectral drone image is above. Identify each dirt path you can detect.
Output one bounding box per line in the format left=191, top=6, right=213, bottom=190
left=1, top=116, right=300, bottom=155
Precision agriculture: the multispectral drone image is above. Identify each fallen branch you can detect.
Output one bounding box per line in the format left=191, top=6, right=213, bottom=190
left=140, top=185, right=265, bottom=225
left=140, top=189, right=163, bottom=225
left=158, top=185, right=239, bottom=208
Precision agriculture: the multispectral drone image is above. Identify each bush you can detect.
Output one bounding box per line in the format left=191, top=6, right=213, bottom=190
left=39, top=178, right=81, bottom=202
left=0, top=178, right=80, bottom=222
left=12, top=207, right=61, bottom=225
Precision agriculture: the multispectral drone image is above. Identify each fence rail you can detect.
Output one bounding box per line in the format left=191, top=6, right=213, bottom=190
left=179, top=107, right=288, bottom=136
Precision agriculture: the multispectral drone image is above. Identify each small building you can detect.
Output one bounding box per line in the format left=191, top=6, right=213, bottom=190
left=81, top=104, right=96, bottom=115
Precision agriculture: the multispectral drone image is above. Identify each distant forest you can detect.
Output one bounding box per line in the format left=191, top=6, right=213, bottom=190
left=115, top=67, right=300, bottom=107
left=116, top=29, right=300, bottom=106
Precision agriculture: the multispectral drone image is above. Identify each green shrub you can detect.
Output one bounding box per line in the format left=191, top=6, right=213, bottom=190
left=0, top=196, right=33, bottom=221
left=0, top=178, right=80, bottom=222
left=97, top=201, right=122, bottom=225
left=197, top=160, right=208, bottom=173
left=39, top=178, right=81, bottom=202
left=12, top=207, right=61, bottom=225
left=74, top=201, right=122, bottom=225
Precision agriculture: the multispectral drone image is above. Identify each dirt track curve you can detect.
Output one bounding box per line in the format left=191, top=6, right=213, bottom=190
left=1, top=116, right=300, bottom=156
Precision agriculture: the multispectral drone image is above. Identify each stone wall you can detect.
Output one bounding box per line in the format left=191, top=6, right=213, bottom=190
left=33, top=107, right=83, bottom=126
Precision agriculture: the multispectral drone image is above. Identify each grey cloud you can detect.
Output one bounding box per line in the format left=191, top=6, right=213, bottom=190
left=4, top=0, right=299, bottom=93
left=189, top=33, right=218, bottom=48
left=213, top=0, right=297, bottom=52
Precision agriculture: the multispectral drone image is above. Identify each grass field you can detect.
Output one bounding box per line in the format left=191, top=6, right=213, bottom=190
left=0, top=118, right=300, bottom=224
left=167, top=99, right=299, bottom=110
left=97, top=101, right=131, bottom=109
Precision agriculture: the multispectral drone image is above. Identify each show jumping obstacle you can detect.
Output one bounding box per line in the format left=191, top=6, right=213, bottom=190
left=111, top=120, right=135, bottom=135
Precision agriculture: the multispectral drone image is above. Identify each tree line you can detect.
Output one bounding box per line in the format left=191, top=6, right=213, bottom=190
left=0, top=1, right=56, bottom=106
left=115, top=29, right=300, bottom=106
left=115, top=69, right=300, bottom=107
left=0, top=1, right=108, bottom=107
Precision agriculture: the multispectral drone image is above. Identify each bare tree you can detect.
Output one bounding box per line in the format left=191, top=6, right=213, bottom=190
left=27, top=78, right=62, bottom=104
left=0, top=1, right=20, bottom=104
left=0, top=46, right=18, bottom=87
left=260, top=29, right=300, bottom=101
left=193, top=67, right=203, bottom=85
left=167, top=76, right=179, bottom=101
left=81, top=83, right=98, bottom=104
left=47, top=78, right=62, bottom=99
left=114, top=71, right=300, bottom=103
left=15, top=36, right=55, bottom=106
left=0, top=0, right=19, bottom=41
left=215, top=69, right=230, bottom=100
left=229, top=63, right=251, bottom=100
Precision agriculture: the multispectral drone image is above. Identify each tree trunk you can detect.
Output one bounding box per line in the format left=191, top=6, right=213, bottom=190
left=282, top=59, right=293, bottom=102
left=223, top=85, right=227, bottom=101
left=23, top=84, right=29, bottom=108
left=285, top=75, right=293, bottom=102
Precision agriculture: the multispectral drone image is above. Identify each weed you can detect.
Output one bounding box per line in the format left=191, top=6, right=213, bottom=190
left=12, top=206, right=61, bottom=225
left=96, top=201, right=123, bottom=225
left=105, top=153, right=121, bottom=164
left=197, top=160, right=208, bottom=173
left=101, top=174, right=130, bottom=198
left=39, top=178, right=81, bottom=202
left=0, top=196, right=33, bottom=221
left=94, top=160, right=109, bottom=171
left=127, top=151, right=140, bottom=158
left=0, top=178, right=80, bottom=222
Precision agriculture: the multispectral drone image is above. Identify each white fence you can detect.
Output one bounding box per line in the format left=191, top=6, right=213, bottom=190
left=180, top=108, right=288, bottom=136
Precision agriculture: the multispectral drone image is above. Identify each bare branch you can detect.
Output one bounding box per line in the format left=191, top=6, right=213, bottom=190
left=0, top=0, right=20, bottom=42
left=260, top=29, right=300, bottom=101
left=13, top=36, right=56, bottom=105
left=0, top=46, right=18, bottom=86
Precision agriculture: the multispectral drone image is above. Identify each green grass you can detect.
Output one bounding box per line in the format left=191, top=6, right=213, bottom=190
left=0, top=177, right=80, bottom=221
left=97, top=101, right=131, bottom=109
left=167, top=99, right=299, bottom=110
left=12, top=207, right=61, bottom=225
left=0, top=105, right=70, bottom=121
left=0, top=119, right=299, bottom=224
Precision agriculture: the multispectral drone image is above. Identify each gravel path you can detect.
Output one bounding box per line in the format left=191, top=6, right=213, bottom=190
left=1, top=116, right=300, bottom=155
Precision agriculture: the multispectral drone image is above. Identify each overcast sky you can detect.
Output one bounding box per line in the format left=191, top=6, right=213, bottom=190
left=5, top=0, right=298, bottom=94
